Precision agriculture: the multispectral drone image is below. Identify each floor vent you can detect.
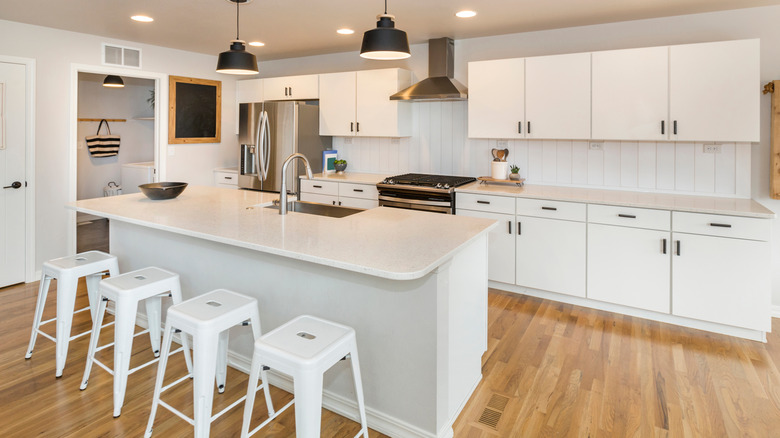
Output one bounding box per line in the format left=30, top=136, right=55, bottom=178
left=478, top=394, right=510, bottom=429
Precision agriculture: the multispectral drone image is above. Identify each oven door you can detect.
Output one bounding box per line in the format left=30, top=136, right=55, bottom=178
left=378, top=194, right=453, bottom=214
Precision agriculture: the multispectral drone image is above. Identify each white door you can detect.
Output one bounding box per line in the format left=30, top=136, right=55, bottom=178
left=319, top=71, right=356, bottom=136
left=592, top=46, right=669, bottom=140
left=525, top=52, right=591, bottom=140
left=0, top=62, right=26, bottom=288
left=457, top=209, right=515, bottom=284
left=468, top=58, right=525, bottom=139
left=587, top=224, right=671, bottom=313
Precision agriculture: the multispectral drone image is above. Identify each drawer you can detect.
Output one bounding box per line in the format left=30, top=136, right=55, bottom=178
left=300, top=179, right=339, bottom=196
left=214, top=171, right=238, bottom=186
left=339, top=197, right=378, bottom=209
left=457, top=193, right=515, bottom=215
left=516, top=198, right=585, bottom=222
left=339, top=182, right=378, bottom=200
left=588, top=204, right=670, bottom=231
left=673, top=212, right=770, bottom=242
left=300, top=192, right=338, bottom=205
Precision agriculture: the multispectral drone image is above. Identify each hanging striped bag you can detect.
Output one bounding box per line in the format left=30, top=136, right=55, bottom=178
left=85, top=119, right=120, bottom=157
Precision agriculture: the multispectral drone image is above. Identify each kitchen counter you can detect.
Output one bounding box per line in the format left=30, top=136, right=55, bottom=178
left=457, top=182, right=775, bottom=218
left=309, top=172, right=389, bottom=184
left=67, top=185, right=494, bottom=438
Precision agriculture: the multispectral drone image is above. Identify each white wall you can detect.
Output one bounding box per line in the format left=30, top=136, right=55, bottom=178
left=259, top=5, right=780, bottom=305
left=77, top=76, right=155, bottom=200
left=0, top=19, right=239, bottom=269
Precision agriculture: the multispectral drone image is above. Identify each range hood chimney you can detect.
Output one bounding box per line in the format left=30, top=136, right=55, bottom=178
left=390, top=37, right=467, bottom=101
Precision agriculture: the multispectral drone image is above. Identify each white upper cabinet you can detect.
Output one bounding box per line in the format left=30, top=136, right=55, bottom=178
left=237, top=78, right=263, bottom=103
left=592, top=46, right=669, bottom=140
left=669, top=39, right=760, bottom=142
left=263, top=74, right=319, bottom=101
left=525, top=52, right=591, bottom=140
left=468, top=58, right=525, bottom=139
left=319, top=68, right=412, bottom=137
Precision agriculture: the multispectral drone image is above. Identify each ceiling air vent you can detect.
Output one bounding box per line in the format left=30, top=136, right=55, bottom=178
left=102, top=43, right=141, bottom=68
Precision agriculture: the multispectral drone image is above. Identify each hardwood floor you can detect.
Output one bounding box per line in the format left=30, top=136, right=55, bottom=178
left=3, top=280, right=780, bottom=437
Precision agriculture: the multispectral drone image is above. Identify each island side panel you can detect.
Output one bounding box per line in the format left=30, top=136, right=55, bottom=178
left=110, top=220, right=465, bottom=436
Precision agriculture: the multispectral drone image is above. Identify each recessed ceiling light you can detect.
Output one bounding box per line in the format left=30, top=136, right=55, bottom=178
left=337, top=28, right=355, bottom=35
left=131, top=15, right=154, bottom=22
left=248, top=41, right=265, bottom=47
left=455, top=10, right=477, bottom=18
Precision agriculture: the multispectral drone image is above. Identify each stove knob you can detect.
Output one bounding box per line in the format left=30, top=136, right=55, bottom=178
left=444, top=183, right=450, bottom=189
left=387, top=179, right=394, bottom=184
left=435, top=183, right=443, bottom=188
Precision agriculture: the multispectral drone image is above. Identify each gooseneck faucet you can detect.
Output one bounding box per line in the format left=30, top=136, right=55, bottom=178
left=279, top=153, right=313, bottom=215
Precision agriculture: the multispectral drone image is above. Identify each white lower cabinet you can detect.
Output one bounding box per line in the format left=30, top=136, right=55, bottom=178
left=300, top=192, right=339, bottom=205
left=587, top=223, right=670, bottom=313
left=457, top=209, right=515, bottom=284
left=299, top=179, right=379, bottom=209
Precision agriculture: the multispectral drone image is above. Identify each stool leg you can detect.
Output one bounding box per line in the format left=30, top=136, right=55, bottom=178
left=215, top=330, right=229, bottom=394
left=144, top=296, right=163, bottom=357
left=80, top=295, right=108, bottom=390
left=294, top=370, right=324, bottom=438
left=249, top=309, right=274, bottom=417
left=145, top=323, right=175, bottom=438
left=25, top=274, right=52, bottom=359
left=55, top=274, right=79, bottom=378
left=348, top=349, right=369, bottom=438
left=84, top=273, right=103, bottom=321
left=193, top=331, right=219, bottom=438
left=167, top=279, right=192, bottom=374
left=112, top=296, right=138, bottom=417
left=240, top=353, right=264, bottom=438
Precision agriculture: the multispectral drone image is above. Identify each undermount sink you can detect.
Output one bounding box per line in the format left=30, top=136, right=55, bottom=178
left=263, top=200, right=363, bottom=218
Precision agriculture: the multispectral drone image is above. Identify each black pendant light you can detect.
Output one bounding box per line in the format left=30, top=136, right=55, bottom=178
left=103, top=75, right=124, bottom=88
left=216, top=0, right=258, bottom=75
left=360, top=0, right=410, bottom=60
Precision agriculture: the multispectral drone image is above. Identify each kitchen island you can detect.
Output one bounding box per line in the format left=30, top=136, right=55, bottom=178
left=68, top=186, right=496, bottom=438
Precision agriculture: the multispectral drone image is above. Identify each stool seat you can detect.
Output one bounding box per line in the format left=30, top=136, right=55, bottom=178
left=25, top=250, right=119, bottom=377
left=167, top=289, right=258, bottom=334
left=259, top=315, right=356, bottom=370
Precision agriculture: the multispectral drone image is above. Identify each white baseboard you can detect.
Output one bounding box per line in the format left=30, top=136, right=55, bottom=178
left=773, top=305, right=780, bottom=319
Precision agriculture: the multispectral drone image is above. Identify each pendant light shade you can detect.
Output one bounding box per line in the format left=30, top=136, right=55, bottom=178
left=360, top=1, right=410, bottom=60
left=103, top=75, right=124, bottom=88
left=216, top=0, right=258, bottom=75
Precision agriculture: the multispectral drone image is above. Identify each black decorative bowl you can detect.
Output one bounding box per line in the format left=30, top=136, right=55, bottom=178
left=138, top=182, right=188, bottom=200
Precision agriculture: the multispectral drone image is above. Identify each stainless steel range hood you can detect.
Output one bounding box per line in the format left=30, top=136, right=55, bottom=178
left=390, top=37, right=467, bottom=101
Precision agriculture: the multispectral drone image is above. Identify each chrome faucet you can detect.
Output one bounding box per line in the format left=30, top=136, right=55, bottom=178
left=279, top=153, right=313, bottom=215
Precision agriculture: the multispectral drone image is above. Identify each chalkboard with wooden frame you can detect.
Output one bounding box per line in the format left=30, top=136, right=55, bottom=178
left=168, top=76, right=221, bottom=144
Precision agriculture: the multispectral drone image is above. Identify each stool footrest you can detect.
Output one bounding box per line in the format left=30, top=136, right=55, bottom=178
left=161, top=373, right=192, bottom=394
left=211, top=394, right=247, bottom=423
left=158, top=400, right=195, bottom=426
left=246, top=399, right=294, bottom=438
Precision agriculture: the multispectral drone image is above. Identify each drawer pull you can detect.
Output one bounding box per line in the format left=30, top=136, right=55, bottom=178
left=313, top=185, right=323, bottom=189
left=709, top=223, right=732, bottom=228
left=224, top=176, right=233, bottom=180
left=353, top=189, right=364, bottom=193
left=541, top=206, right=557, bottom=211
left=662, top=238, right=667, bottom=255
left=618, top=214, right=636, bottom=219
left=508, top=221, right=512, bottom=234
left=477, top=200, right=491, bottom=205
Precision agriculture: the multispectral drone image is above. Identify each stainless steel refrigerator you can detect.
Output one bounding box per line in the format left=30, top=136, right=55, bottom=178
left=238, top=101, right=331, bottom=193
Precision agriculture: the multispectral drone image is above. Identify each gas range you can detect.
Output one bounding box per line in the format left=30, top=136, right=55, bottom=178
left=376, top=173, right=476, bottom=214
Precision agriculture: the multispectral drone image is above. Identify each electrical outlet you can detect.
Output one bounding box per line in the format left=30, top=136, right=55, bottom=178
left=497, top=140, right=508, bottom=148
left=168, top=146, right=175, bottom=156
left=589, top=142, right=603, bottom=151
left=703, top=144, right=721, bottom=153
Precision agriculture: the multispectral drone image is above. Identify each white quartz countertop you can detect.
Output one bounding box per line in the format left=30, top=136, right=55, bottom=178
left=456, top=182, right=775, bottom=218
left=67, top=186, right=496, bottom=280
left=309, top=172, right=389, bottom=184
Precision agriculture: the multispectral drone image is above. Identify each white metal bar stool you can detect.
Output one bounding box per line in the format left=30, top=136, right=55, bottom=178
left=145, top=289, right=274, bottom=438
left=241, top=315, right=368, bottom=438
left=25, top=250, right=119, bottom=378
left=80, top=266, right=193, bottom=418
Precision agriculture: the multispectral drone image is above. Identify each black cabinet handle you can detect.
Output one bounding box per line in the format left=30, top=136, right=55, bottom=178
left=477, top=200, right=491, bottom=205
left=517, top=221, right=521, bottom=235
left=518, top=122, right=522, bottom=134
left=673, top=120, right=677, bottom=135
left=527, top=121, right=531, bottom=134
left=313, top=185, right=322, bottom=188
left=350, top=122, right=354, bottom=132
left=289, top=87, right=292, bottom=96
left=224, top=176, right=233, bottom=180
left=676, top=240, right=681, bottom=256
left=353, top=189, right=364, bottom=193
left=618, top=214, right=636, bottom=219
left=541, top=206, right=557, bottom=211
left=284, top=87, right=288, bottom=96
left=662, top=238, right=667, bottom=254
left=338, top=201, right=342, bottom=206
left=508, top=221, right=512, bottom=234
left=661, top=120, right=665, bottom=135
left=709, top=223, right=732, bottom=228
left=356, top=122, right=360, bottom=132
left=332, top=200, right=336, bottom=205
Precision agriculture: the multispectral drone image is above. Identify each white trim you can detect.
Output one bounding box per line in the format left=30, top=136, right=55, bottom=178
left=772, top=305, right=780, bottom=319
left=68, top=63, right=168, bottom=255
left=0, top=55, right=37, bottom=283
left=490, top=281, right=768, bottom=342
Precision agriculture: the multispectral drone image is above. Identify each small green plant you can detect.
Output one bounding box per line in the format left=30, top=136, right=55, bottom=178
left=510, top=164, right=519, bottom=174
left=334, top=159, right=347, bottom=165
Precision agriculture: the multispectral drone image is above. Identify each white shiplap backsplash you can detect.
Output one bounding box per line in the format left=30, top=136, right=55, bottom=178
left=333, top=101, right=751, bottom=198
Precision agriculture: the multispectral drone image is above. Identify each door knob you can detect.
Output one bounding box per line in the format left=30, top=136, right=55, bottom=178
left=3, top=181, right=22, bottom=189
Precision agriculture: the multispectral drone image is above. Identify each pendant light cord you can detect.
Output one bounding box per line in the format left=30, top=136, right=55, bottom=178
left=236, top=0, right=240, bottom=40
left=384, top=0, right=388, bottom=14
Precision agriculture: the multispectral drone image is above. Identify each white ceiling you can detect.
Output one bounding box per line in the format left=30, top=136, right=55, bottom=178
left=3, top=0, right=779, bottom=60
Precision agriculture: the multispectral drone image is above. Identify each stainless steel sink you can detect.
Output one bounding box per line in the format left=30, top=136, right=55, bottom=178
left=264, top=200, right=363, bottom=218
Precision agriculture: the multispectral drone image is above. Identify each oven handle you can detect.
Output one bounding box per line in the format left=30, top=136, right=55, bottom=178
left=378, top=195, right=452, bottom=207
left=379, top=199, right=452, bottom=214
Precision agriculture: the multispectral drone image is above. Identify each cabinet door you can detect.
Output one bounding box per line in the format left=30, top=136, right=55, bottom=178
left=670, top=39, right=760, bottom=142
left=468, top=58, right=525, bottom=139
left=592, top=46, right=669, bottom=140
left=516, top=216, right=585, bottom=297
left=319, top=72, right=357, bottom=136
left=299, top=192, right=339, bottom=205
left=338, top=196, right=378, bottom=209
left=457, top=209, right=515, bottom=284
left=672, top=233, right=770, bottom=331
left=525, top=53, right=591, bottom=139
left=356, top=69, right=412, bottom=137
left=263, top=75, right=319, bottom=101
left=237, top=79, right=263, bottom=103
left=587, top=224, right=670, bottom=313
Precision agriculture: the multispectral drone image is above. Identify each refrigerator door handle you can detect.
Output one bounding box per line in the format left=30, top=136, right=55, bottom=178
left=261, top=111, right=271, bottom=180
left=254, top=109, right=264, bottom=181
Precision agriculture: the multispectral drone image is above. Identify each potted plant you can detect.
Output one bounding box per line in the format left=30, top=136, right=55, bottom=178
left=509, top=164, right=521, bottom=180
left=334, top=159, right=347, bottom=174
